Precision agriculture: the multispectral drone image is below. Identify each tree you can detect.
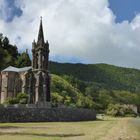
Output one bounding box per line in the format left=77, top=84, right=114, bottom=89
left=16, top=51, right=31, bottom=68
left=106, top=104, right=137, bottom=117
left=113, top=90, right=139, bottom=105
left=52, top=92, right=64, bottom=106
left=64, top=95, right=71, bottom=105
left=0, top=47, right=11, bottom=70
left=76, top=95, right=94, bottom=109
left=0, top=34, right=19, bottom=69
left=98, top=89, right=114, bottom=110
left=2, top=37, right=9, bottom=47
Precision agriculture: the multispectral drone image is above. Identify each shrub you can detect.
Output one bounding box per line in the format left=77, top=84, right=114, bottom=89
left=19, top=98, right=27, bottom=104
left=0, top=104, right=4, bottom=107
left=17, top=93, right=28, bottom=100
left=64, top=95, right=71, bottom=105
left=125, top=108, right=137, bottom=117
left=52, top=92, right=64, bottom=106
left=3, top=93, right=28, bottom=105
left=106, top=104, right=137, bottom=117
left=76, top=95, right=94, bottom=109
left=5, top=97, right=19, bottom=105
left=17, top=93, right=28, bottom=104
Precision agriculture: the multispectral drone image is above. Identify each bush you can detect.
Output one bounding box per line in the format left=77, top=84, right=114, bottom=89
left=5, top=97, right=19, bottom=105
left=52, top=92, right=64, bottom=106
left=64, top=95, right=71, bottom=105
left=17, top=93, right=28, bottom=104
left=106, top=104, right=137, bottom=117
left=0, top=104, right=4, bottom=107
left=19, top=98, right=28, bottom=104
left=125, top=108, right=137, bottom=117
left=3, top=93, right=28, bottom=105
left=76, top=95, right=94, bottom=109
left=17, top=93, right=28, bottom=100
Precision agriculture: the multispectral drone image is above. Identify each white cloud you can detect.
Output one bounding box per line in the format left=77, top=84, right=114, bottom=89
left=1, top=0, right=140, bottom=68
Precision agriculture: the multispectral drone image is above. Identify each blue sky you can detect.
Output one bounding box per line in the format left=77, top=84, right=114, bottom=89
left=1, top=0, right=140, bottom=68
left=109, top=0, right=140, bottom=23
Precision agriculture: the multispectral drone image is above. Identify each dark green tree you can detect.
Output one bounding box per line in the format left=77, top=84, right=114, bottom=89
left=0, top=34, right=19, bottom=69
left=16, top=51, right=31, bottom=68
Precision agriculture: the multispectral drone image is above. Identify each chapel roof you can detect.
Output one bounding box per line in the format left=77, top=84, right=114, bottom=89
left=2, top=66, right=31, bottom=72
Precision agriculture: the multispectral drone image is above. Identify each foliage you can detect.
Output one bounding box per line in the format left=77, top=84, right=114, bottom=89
left=51, top=74, right=95, bottom=109
left=51, top=74, right=80, bottom=100
left=98, top=90, right=114, bottom=110
left=0, top=34, right=31, bottom=70
left=49, top=61, right=140, bottom=93
left=17, top=93, right=28, bottom=104
left=76, top=95, right=94, bottom=109
left=5, top=97, right=19, bottom=105
left=49, top=61, right=140, bottom=112
left=62, top=75, right=87, bottom=92
left=50, top=74, right=140, bottom=111
left=0, top=47, right=11, bottom=69
left=15, top=51, right=31, bottom=68
left=106, top=104, right=137, bottom=117
left=113, top=90, right=139, bottom=105
left=0, top=104, right=3, bottom=107
left=52, top=92, right=64, bottom=106
left=0, top=34, right=19, bottom=69
left=4, top=93, right=28, bottom=105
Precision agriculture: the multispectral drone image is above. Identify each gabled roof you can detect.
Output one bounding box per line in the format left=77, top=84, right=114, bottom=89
left=2, top=66, right=31, bottom=72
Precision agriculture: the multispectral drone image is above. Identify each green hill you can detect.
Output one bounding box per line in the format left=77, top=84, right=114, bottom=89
left=49, top=61, right=140, bottom=93
left=50, top=62, right=140, bottom=113
left=51, top=74, right=94, bottom=109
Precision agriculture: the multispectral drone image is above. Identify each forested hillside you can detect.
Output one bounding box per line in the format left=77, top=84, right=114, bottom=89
left=49, top=61, right=140, bottom=93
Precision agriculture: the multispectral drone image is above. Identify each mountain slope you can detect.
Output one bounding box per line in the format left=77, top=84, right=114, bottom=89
left=49, top=61, right=140, bottom=92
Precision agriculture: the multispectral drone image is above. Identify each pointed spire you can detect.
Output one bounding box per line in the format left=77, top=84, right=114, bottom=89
left=37, top=16, right=44, bottom=44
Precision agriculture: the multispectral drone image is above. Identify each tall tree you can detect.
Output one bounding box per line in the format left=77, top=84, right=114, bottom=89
left=16, top=50, right=31, bottom=68
left=0, top=34, right=20, bottom=69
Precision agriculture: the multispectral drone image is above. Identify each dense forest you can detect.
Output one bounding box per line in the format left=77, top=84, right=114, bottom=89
left=49, top=61, right=140, bottom=93
left=0, top=34, right=140, bottom=116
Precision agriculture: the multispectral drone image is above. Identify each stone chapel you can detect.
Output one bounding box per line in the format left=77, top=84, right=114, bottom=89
left=0, top=18, right=51, bottom=105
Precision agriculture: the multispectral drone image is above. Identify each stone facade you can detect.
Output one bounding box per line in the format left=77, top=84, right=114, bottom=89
left=0, top=18, right=51, bottom=105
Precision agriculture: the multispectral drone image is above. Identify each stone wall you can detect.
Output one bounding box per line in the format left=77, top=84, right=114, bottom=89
left=0, top=107, right=96, bottom=122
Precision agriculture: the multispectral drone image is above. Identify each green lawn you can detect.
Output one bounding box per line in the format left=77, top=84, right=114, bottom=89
left=0, top=117, right=140, bottom=140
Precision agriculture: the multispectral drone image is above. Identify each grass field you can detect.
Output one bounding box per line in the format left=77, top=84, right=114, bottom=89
left=0, top=117, right=140, bottom=140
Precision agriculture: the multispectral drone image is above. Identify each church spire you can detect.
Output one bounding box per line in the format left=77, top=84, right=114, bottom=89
left=37, top=16, right=44, bottom=44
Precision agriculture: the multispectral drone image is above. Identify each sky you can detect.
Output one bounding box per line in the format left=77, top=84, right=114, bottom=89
left=1, top=0, right=140, bottom=69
